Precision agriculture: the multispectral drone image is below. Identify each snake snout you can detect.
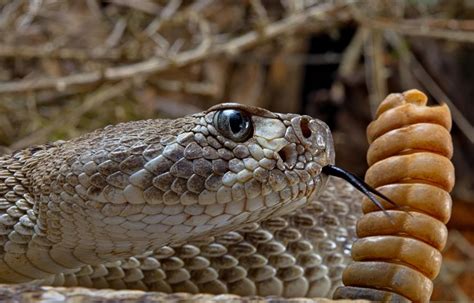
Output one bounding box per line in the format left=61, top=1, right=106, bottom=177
left=286, top=116, right=335, bottom=166
left=273, top=114, right=336, bottom=171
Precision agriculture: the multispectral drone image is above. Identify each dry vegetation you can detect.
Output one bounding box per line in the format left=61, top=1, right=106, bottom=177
left=0, top=0, right=473, bottom=301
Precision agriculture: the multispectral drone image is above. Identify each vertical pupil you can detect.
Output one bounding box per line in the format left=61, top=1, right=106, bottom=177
left=229, top=112, right=244, bottom=134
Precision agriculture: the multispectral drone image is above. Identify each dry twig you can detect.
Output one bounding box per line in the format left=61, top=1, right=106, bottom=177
left=0, top=2, right=347, bottom=95
left=364, top=29, right=387, bottom=116
left=149, top=79, right=218, bottom=97
left=358, top=16, right=474, bottom=44
left=386, top=32, right=474, bottom=144
left=0, top=44, right=128, bottom=61
left=338, top=27, right=368, bottom=79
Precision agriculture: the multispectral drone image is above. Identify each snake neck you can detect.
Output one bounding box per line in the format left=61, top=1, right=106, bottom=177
left=0, top=117, right=227, bottom=283
left=3, top=121, right=185, bottom=282
left=0, top=146, right=61, bottom=283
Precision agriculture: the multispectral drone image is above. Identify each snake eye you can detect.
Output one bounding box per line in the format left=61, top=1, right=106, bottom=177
left=214, top=109, right=253, bottom=142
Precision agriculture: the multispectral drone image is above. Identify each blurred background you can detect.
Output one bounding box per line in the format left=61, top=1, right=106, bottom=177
left=0, top=0, right=472, bottom=300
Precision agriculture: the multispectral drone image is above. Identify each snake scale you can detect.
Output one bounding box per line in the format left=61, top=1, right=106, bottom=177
left=0, top=103, right=366, bottom=301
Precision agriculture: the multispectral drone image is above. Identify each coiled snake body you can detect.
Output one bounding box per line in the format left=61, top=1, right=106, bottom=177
left=0, top=103, right=363, bottom=299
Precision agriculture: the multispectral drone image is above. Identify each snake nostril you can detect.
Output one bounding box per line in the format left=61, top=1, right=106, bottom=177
left=300, top=117, right=311, bottom=138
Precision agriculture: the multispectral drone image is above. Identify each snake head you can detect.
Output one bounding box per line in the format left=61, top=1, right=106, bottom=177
left=191, top=103, right=335, bottom=231
left=26, top=103, right=336, bottom=267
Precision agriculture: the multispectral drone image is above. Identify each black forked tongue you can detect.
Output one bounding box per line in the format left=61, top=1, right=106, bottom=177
left=322, top=165, right=399, bottom=217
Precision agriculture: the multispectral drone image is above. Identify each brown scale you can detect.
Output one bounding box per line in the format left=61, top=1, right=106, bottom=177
left=42, top=177, right=362, bottom=299
left=334, top=90, right=454, bottom=302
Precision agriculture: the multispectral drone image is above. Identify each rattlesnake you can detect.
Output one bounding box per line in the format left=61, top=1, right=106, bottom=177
left=0, top=103, right=372, bottom=301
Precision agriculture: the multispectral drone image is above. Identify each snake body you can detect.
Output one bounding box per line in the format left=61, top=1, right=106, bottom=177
left=0, top=103, right=362, bottom=298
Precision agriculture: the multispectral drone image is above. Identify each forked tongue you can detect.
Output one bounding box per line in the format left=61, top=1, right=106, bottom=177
left=322, top=164, right=403, bottom=219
